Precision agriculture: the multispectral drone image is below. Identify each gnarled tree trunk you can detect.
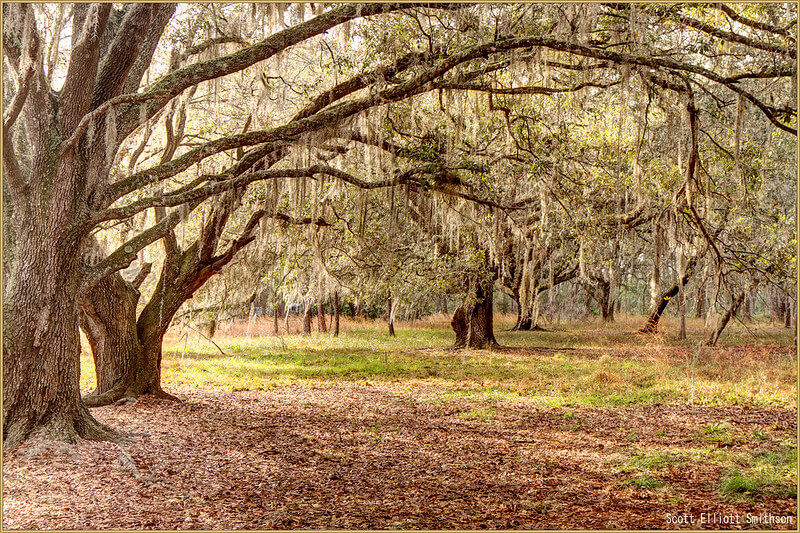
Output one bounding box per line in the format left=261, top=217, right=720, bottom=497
left=4, top=231, right=114, bottom=447
left=451, top=282, right=499, bottom=349
left=80, top=268, right=147, bottom=407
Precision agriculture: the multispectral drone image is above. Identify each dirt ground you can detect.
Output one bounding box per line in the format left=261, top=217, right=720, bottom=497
left=2, top=382, right=796, bottom=530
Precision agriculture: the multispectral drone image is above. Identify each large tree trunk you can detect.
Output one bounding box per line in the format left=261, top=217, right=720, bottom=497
left=451, top=283, right=499, bottom=349
left=4, top=233, right=113, bottom=447
left=80, top=270, right=145, bottom=407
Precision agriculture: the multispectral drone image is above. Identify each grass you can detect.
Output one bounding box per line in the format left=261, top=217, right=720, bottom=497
left=624, top=475, right=666, bottom=490
left=718, top=443, right=798, bottom=501
left=620, top=449, right=682, bottom=472
left=79, top=314, right=796, bottom=408
left=459, top=406, right=496, bottom=422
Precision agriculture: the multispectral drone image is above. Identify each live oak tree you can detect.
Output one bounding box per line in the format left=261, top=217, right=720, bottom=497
left=2, top=1, right=472, bottom=445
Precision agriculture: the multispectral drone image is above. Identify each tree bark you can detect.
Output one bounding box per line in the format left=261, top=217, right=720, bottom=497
left=640, top=256, right=697, bottom=333
left=303, top=301, right=312, bottom=336
left=387, top=295, right=396, bottom=337
left=317, top=294, right=328, bottom=333
left=707, top=292, right=745, bottom=346
left=80, top=270, right=145, bottom=407
left=333, top=291, right=340, bottom=337
left=695, top=282, right=706, bottom=319
left=4, top=233, right=115, bottom=447
left=678, top=285, right=687, bottom=340
left=451, top=283, right=499, bottom=349
left=742, top=292, right=753, bottom=323
left=785, top=296, right=793, bottom=328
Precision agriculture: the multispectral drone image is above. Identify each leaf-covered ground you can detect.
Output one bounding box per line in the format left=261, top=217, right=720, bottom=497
left=3, top=376, right=797, bottom=529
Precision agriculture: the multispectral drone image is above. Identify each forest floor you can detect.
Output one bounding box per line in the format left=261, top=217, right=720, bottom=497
left=3, top=316, right=797, bottom=529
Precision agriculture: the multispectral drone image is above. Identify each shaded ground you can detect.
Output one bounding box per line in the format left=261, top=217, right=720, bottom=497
left=3, top=381, right=796, bottom=529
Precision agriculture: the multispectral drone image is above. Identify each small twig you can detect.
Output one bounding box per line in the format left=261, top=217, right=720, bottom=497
left=184, top=323, right=228, bottom=356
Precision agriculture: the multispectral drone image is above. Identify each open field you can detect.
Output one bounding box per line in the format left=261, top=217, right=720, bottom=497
left=3, top=316, right=797, bottom=529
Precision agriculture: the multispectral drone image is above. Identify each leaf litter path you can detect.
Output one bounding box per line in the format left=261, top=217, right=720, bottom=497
left=3, top=384, right=796, bottom=530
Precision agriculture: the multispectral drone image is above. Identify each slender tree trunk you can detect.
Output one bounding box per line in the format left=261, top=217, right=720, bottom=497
left=640, top=257, right=697, bottom=333
left=317, top=294, right=328, bottom=333
left=387, top=295, right=396, bottom=337
left=785, top=296, right=793, bottom=328
left=303, top=301, right=312, bottom=336
left=771, top=288, right=783, bottom=325
left=650, top=222, right=661, bottom=310
left=695, top=283, right=706, bottom=319
left=742, top=293, right=753, bottom=323
left=678, top=286, right=687, bottom=340
left=333, top=291, right=340, bottom=337
left=707, top=292, right=745, bottom=346
left=347, top=301, right=356, bottom=318
left=273, top=302, right=280, bottom=336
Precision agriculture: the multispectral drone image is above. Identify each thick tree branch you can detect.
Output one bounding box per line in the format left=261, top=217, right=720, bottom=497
left=671, top=8, right=795, bottom=57
left=84, top=199, right=202, bottom=288
left=122, top=4, right=177, bottom=94
left=58, top=3, right=112, bottom=134
left=90, top=4, right=157, bottom=110
left=437, top=79, right=620, bottom=95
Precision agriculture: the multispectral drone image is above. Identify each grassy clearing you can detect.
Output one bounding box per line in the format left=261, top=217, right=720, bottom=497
left=79, top=315, right=796, bottom=408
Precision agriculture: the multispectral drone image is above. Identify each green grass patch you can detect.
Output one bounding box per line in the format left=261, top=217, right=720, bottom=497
left=624, top=475, right=666, bottom=490
left=459, top=406, right=496, bottom=422
left=700, top=422, right=740, bottom=444
left=620, top=450, right=682, bottom=472
left=79, top=319, right=796, bottom=408
left=678, top=441, right=798, bottom=501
